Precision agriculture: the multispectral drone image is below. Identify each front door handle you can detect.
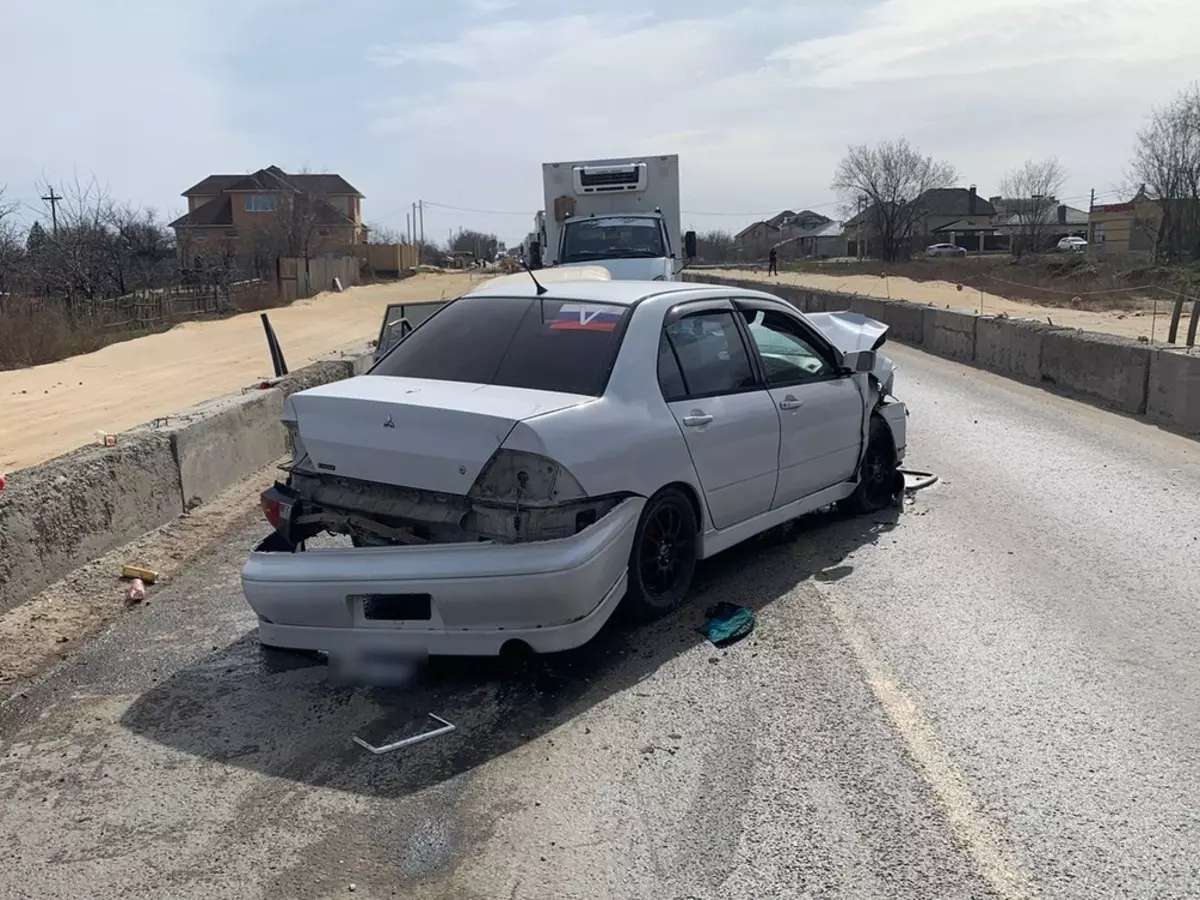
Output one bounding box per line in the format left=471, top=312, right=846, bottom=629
left=681, top=413, right=713, bottom=427
left=778, top=395, right=803, bottom=410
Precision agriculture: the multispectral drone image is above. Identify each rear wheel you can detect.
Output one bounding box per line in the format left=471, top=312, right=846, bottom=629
left=622, top=487, right=699, bottom=621
left=843, top=415, right=900, bottom=514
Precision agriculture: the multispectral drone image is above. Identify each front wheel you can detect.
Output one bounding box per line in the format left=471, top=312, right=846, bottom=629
left=622, top=487, right=699, bottom=621
left=843, top=415, right=900, bottom=515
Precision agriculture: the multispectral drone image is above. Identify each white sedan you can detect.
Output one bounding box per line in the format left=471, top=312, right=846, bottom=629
left=1057, top=236, right=1088, bottom=252
left=241, top=276, right=908, bottom=659
left=926, top=243, right=967, bottom=257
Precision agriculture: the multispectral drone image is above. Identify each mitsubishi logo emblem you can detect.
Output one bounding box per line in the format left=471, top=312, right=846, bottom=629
left=383, top=415, right=395, bottom=429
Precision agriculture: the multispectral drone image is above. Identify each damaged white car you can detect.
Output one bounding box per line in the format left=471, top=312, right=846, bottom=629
left=241, top=277, right=907, bottom=658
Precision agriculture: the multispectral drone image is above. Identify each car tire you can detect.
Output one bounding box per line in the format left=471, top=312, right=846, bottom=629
left=843, top=415, right=900, bottom=515
left=622, top=487, right=699, bottom=622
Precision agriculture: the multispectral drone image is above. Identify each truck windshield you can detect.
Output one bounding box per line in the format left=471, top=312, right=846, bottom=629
left=561, top=216, right=665, bottom=263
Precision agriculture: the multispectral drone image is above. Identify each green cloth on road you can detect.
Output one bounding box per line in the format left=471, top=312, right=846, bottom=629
left=698, top=602, right=755, bottom=647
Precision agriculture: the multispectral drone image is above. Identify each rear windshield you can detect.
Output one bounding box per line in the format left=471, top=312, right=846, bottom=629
left=371, top=294, right=630, bottom=396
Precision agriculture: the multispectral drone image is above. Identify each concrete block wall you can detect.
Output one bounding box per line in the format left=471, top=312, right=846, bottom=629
left=0, top=347, right=376, bottom=615
left=683, top=273, right=1200, bottom=436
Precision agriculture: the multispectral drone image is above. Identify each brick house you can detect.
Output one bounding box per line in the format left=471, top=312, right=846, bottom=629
left=845, top=186, right=997, bottom=255
left=169, top=166, right=365, bottom=270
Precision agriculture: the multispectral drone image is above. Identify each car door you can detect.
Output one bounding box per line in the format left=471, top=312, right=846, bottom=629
left=735, top=302, right=865, bottom=507
left=658, top=303, right=780, bottom=530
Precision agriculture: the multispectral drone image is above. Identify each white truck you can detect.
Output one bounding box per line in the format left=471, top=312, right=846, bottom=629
left=531, top=155, right=695, bottom=281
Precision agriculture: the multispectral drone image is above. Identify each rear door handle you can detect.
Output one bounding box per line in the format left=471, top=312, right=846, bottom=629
left=779, top=396, right=803, bottom=410
left=681, top=414, right=713, bottom=427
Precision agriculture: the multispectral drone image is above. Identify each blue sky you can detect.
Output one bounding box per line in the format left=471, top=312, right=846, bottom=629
left=2, top=0, right=1198, bottom=245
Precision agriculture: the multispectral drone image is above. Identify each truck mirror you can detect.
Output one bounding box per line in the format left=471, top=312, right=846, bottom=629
left=684, top=230, right=697, bottom=259
left=529, top=241, right=542, bottom=269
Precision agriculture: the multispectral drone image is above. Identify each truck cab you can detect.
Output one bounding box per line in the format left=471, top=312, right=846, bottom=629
left=539, top=156, right=695, bottom=281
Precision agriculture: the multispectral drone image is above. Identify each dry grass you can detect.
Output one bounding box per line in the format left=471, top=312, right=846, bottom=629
left=0, top=283, right=288, bottom=371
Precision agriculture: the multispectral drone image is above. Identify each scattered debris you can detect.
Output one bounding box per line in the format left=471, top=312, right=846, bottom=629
left=121, top=564, right=159, bottom=584
left=0, top=473, right=5, bottom=492
left=698, top=602, right=755, bottom=647
left=899, top=468, right=939, bottom=493
left=93, top=431, right=116, bottom=448
left=126, top=578, right=146, bottom=605
left=353, top=714, right=455, bottom=755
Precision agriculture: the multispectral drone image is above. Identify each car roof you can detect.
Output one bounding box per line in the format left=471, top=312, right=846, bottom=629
left=463, top=276, right=704, bottom=307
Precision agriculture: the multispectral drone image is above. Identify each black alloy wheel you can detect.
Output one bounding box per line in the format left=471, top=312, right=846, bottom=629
left=623, top=487, right=699, bottom=621
left=844, top=415, right=899, bottom=514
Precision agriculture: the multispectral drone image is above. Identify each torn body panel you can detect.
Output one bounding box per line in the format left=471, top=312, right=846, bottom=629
left=286, top=470, right=627, bottom=547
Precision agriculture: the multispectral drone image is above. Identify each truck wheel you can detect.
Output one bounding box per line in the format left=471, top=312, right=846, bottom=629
left=622, top=487, right=698, bottom=621
left=843, top=415, right=900, bottom=515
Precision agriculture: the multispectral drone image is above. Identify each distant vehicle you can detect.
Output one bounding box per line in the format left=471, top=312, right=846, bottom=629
left=1057, top=236, right=1088, bottom=253
left=926, top=243, right=967, bottom=257
left=242, top=278, right=908, bottom=660
left=538, top=156, right=696, bottom=281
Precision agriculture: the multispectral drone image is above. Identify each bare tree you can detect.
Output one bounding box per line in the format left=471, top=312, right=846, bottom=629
left=695, top=229, right=736, bottom=263
left=365, top=222, right=404, bottom=245
left=0, top=186, right=22, bottom=294
left=998, top=158, right=1069, bottom=256
left=1131, top=83, right=1200, bottom=262
left=832, top=139, right=957, bottom=261
left=448, top=228, right=499, bottom=262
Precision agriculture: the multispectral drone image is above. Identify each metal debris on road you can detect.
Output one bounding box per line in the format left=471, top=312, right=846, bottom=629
left=698, top=602, right=755, bottom=647
left=353, top=714, right=456, bottom=755
left=121, top=564, right=159, bottom=584
left=899, top=469, right=939, bottom=493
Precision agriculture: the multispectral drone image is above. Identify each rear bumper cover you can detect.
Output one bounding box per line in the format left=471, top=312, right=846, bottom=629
left=241, top=497, right=644, bottom=656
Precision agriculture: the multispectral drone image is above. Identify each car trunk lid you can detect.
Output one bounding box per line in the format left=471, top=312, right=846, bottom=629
left=288, top=375, right=590, bottom=494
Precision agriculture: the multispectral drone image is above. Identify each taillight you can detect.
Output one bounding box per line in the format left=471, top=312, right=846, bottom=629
left=468, top=450, right=587, bottom=506
left=261, top=493, right=283, bottom=529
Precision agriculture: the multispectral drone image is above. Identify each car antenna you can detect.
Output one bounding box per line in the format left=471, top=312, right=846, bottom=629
left=521, top=260, right=548, bottom=295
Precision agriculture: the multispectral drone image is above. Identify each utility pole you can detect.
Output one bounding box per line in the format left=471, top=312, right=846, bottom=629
left=1088, top=188, right=1096, bottom=244
left=406, top=212, right=411, bottom=245
left=41, top=186, right=62, bottom=235
left=418, top=200, right=425, bottom=247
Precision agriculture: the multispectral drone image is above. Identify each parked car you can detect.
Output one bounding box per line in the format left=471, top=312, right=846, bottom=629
left=241, top=277, right=908, bottom=661
left=1057, top=236, right=1088, bottom=252
left=926, top=243, right=967, bottom=257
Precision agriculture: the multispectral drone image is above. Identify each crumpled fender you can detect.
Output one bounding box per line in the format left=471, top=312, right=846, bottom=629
left=807, top=311, right=896, bottom=392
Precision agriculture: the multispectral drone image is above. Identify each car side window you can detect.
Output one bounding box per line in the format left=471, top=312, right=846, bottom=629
left=740, top=309, right=837, bottom=386
left=664, top=311, right=757, bottom=398
left=657, top=333, right=687, bottom=401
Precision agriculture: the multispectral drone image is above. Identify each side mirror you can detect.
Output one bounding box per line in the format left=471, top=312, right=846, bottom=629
left=684, top=230, right=697, bottom=259
left=843, top=349, right=877, bottom=374
left=528, top=241, right=542, bottom=269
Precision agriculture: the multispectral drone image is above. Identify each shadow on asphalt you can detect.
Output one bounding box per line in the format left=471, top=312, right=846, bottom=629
left=120, top=505, right=900, bottom=798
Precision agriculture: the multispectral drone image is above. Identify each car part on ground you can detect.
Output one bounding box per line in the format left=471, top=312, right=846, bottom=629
left=241, top=278, right=909, bottom=660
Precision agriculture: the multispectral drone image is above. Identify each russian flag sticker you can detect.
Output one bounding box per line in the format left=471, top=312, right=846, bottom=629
left=550, top=303, right=622, bottom=332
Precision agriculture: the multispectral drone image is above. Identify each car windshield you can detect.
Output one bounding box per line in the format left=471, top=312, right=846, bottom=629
left=561, top=217, right=666, bottom=263
left=371, top=293, right=630, bottom=396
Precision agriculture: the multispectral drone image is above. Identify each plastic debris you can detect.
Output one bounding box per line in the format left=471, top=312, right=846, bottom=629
left=0, top=473, right=6, bottom=492
left=93, top=430, right=116, bottom=448
left=697, top=602, right=755, bottom=647
left=126, top=578, right=146, bottom=604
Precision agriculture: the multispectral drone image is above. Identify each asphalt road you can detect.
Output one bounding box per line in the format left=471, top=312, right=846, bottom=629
left=2, top=345, right=1199, bottom=900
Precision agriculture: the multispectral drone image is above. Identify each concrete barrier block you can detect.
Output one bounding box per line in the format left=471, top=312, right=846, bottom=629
left=976, top=317, right=1062, bottom=382
left=1039, top=330, right=1152, bottom=414
left=848, top=295, right=889, bottom=324
left=274, top=359, right=355, bottom=399
left=1146, top=347, right=1200, bottom=433
left=147, top=389, right=287, bottom=510
left=922, top=307, right=978, bottom=361
left=0, top=433, right=183, bottom=615
left=875, top=301, right=925, bottom=346
left=768, top=285, right=806, bottom=312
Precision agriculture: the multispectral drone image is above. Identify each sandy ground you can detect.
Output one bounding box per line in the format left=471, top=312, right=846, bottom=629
left=710, top=267, right=1181, bottom=343
left=0, top=273, right=485, bottom=474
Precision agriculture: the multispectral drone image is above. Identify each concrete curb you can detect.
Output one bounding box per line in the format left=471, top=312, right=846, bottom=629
left=0, top=346, right=376, bottom=615
left=683, top=273, right=1199, bottom=436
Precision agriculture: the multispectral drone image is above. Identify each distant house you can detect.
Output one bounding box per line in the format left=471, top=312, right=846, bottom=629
left=169, top=165, right=366, bottom=269
left=1089, top=187, right=1162, bottom=255
left=734, top=220, right=781, bottom=260
left=846, top=186, right=997, bottom=254
left=993, top=199, right=1089, bottom=249
left=736, top=209, right=843, bottom=259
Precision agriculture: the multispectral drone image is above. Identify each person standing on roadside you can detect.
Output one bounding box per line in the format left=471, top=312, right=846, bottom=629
left=768, top=246, right=778, bottom=276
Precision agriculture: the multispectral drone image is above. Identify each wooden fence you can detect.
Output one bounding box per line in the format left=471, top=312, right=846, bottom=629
left=278, top=254, right=362, bottom=303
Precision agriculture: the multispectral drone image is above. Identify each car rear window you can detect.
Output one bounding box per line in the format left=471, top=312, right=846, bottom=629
left=371, top=293, right=630, bottom=396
